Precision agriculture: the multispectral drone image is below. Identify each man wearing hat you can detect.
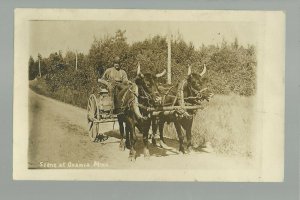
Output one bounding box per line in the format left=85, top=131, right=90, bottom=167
left=98, top=56, right=128, bottom=114
left=101, top=56, right=128, bottom=83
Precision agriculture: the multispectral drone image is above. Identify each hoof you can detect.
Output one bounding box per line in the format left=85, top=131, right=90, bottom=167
left=202, top=142, right=214, bottom=153
left=128, top=150, right=136, bottom=162
left=119, top=141, right=125, bottom=151
left=125, top=140, right=131, bottom=149
left=179, top=146, right=186, bottom=154
left=186, top=146, right=194, bottom=154
left=128, top=155, right=136, bottom=162
left=143, top=148, right=150, bottom=159
left=151, top=137, right=157, bottom=146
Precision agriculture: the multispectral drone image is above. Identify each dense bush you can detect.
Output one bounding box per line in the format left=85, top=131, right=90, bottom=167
left=28, top=30, right=256, bottom=108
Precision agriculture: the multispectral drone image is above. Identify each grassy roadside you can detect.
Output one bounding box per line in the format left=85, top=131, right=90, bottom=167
left=29, top=78, right=89, bottom=109
left=163, top=94, right=255, bottom=157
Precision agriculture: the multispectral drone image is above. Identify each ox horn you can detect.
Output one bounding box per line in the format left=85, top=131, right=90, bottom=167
left=137, top=62, right=141, bottom=75
left=155, top=69, right=166, bottom=78
left=200, top=64, right=207, bottom=76
left=187, top=65, right=192, bottom=76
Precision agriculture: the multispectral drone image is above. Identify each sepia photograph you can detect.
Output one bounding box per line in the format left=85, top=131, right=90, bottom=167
left=13, top=9, right=285, bottom=181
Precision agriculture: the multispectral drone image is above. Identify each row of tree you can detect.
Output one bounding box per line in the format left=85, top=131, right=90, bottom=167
left=29, top=30, right=256, bottom=108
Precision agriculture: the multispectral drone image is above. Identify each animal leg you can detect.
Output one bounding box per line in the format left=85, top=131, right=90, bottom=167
left=151, top=117, right=159, bottom=146
left=174, top=121, right=185, bottom=154
left=128, top=119, right=136, bottom=161
left=117, top=115, right=126, bottom=151
left=143, top=120, right=151, bottom=159
left=125, top=124, right=131, bottom=149
left=159, top=120, right=166, bottom=145
left=183, top=119, right=193, bottom=153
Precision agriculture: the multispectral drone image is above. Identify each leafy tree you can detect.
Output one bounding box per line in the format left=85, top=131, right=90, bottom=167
left=28, top=56, right=37, bottom=80
left=29, top=30, right=257, bottom=108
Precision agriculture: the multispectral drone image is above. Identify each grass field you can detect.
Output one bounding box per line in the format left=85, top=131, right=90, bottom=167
left=163, top=94, right=255, bottom=158
left=30, top=79, right=255, bottom=157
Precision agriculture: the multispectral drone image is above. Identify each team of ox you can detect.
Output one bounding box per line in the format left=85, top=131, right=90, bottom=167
left=113, top=64, right=213, bottom=161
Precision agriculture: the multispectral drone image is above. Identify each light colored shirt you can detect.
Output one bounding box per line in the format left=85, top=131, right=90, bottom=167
left=101, top=67, right=128, bottom=82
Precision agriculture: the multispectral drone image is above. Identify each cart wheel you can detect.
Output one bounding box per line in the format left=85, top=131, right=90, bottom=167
left=87, top=94, right=100, bottom=142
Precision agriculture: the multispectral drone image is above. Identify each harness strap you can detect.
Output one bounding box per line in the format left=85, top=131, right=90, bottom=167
left=161, top=85, right=175, bottom=106
left=121, top=86, right=131, bottom=106
left=140, top=86, right=153, bottom=106
left=113, top=84, right=134, bottom=114
left=117, top=84, right=149, bottom=118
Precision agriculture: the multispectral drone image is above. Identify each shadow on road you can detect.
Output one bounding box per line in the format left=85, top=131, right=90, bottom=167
left=95, top=129, right=209, bottom=159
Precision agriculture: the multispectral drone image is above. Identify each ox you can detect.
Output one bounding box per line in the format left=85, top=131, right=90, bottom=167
left=114, top=64, right=166, bottom=160
left=152, top=65, right=213, bottom=153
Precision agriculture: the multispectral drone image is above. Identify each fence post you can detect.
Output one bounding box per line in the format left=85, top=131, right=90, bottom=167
left=38, top=58, right=41, bottom=77
left=75, top=51, right=78, bottom=71
left=167, top=34, right=172, bottom=84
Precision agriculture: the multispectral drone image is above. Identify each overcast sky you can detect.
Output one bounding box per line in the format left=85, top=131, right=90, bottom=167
left=29, top=20, right=259, bottom=58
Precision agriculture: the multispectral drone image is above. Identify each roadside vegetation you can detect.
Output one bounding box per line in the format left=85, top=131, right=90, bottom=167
left=163, top=94, right=254, bottom=157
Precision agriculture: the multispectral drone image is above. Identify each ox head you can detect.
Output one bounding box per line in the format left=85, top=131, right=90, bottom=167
left=187, top=64, right=213, bottom=102
left=187, top=64, right=207, bottom=90
left=135, top=63, right=166, bottom=106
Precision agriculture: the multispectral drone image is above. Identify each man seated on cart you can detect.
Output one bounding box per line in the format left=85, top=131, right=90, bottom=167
left=101, top=56, right=128, bottom=84
left=98, top=56, right=129, bottom=114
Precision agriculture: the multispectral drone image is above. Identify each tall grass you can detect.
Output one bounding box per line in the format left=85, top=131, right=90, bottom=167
left=163, top=94, right=255, bottom=157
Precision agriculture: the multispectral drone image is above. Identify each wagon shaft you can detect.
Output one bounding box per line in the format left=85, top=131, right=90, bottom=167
left=93, top=118, right=118, bottom=123
left=88, top=115, right=118, bottom=123
left=139, top=104, right=204, bottom=112
left=152, top=110, right=177, bottom=116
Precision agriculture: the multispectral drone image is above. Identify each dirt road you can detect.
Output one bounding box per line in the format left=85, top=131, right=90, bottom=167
left=28, top=90, right=253, bottom=169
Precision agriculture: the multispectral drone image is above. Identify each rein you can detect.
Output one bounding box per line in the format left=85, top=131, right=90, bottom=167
left=186, top=82, right=208, bottom=103
left=161, top=85, right=177, bottom=106
left=139, top=86, right=154, bottom=106
left=117, top=84, right=135, bottom=113
left=136, top=83, right=163, bottom=108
